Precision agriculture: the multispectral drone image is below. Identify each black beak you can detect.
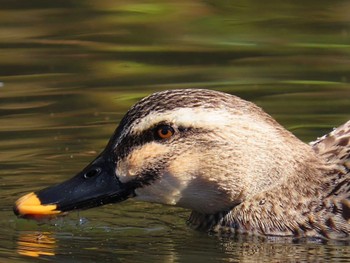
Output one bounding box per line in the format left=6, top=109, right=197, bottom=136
left=14, top=153, right=134, bottom=218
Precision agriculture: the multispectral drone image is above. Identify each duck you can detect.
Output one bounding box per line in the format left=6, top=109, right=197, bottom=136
left=14, top=89, right=350, bottom=240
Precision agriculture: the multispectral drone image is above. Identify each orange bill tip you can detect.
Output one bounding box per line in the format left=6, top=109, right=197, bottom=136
left=14, top=192, right=61, bottom=216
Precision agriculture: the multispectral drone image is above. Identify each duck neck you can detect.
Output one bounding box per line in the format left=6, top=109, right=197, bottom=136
left=188, top=153, right=330, bottom=237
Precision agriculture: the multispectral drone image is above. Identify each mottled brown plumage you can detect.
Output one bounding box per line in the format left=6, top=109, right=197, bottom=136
left=14, top=89, right=350, bottom=240
left=188, top=114, right=350, bottom=240
left=120, top=89, right=350, bottom=239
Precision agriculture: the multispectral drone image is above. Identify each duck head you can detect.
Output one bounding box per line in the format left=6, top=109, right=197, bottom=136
left=14, top=89, right=305, bottom=218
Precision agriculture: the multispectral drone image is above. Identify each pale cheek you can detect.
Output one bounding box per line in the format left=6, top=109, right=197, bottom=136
left=134, top=152, right=201, bottom=206
left=116, top=142, right=168, bottom=183
left=167, top=151, right=200, bottom=180
left=134, top=171, right=190, bottom=205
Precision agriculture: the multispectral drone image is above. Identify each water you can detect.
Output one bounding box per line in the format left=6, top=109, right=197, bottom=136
left=1, top=0, right=350, bottom=262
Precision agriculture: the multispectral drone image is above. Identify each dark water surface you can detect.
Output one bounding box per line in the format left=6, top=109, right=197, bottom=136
left=1, top=1, right=350, bottom=262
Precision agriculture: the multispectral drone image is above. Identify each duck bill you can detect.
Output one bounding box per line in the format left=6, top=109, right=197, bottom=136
left=14, top=153, right=133, bottom=218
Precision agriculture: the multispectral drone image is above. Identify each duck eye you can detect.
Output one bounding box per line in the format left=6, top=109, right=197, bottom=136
left=156, top=125, right=175, bottom=140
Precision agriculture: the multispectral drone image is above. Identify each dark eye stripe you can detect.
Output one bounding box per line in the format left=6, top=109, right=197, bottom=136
left=113, top=124, right=203, bottom=161
left=114, top=131, right=153, bottom=161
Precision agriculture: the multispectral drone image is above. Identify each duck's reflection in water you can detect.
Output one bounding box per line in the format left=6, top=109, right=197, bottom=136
left=17, top=231, right=56, bottom=257
left=14, top=227, right=350, bottom=262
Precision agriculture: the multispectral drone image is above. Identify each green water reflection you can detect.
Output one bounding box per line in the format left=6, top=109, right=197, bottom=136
left=1, top=0, right=350, bottom=262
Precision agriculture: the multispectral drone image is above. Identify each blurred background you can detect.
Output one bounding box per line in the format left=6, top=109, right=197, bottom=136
left=1, top=1, right=350, bottom=262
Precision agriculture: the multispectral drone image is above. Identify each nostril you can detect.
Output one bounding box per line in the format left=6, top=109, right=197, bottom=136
left=83, top=168, right=101, bottom=179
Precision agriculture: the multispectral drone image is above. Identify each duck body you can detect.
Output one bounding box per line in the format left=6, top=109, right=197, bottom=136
left=189, top=121, right=350, bottom=239
left=14, top=89, right=350, bottom=240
